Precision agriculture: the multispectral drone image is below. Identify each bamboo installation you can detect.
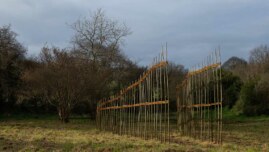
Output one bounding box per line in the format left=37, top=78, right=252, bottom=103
left=177, top=49, right=223, bottom=144
left=96, top=49, right=170, bottom=142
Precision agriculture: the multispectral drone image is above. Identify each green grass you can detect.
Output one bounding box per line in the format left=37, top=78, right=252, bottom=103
left=0, top=112, right=268, bottom=152
left=223, top=107, right=269, bottom=122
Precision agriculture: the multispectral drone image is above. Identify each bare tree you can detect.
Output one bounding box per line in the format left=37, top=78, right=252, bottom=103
left=71, top=8, right=134, bottom=97
left=71, top=9, right=131, bottom=66
left=248, top=45, right=269, bottom=77
left=249, top=45, right=269, bottom=64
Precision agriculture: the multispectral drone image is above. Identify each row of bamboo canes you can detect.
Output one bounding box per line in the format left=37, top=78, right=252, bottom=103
left=96, top=49, right=170, bottom=142
left=96, top=49, right=223, bottom=144
left=176, top=49, right=223, bottom=144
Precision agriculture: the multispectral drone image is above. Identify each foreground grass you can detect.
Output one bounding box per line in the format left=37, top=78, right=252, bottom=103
left=0, top=114, right=268, bottom=152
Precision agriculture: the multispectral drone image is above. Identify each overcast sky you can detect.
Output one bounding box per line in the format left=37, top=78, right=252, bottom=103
left=0, top=0, right=269, bottom=68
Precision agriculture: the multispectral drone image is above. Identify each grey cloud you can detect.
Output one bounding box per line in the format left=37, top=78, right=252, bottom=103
left=0, top=0, right=268, bottom=68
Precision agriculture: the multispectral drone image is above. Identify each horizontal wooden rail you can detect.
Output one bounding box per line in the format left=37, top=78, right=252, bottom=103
left=176, top=63, right=221, bottom=88
left=98, top=100, right=169, bottom=111
left=177, top=102, right=222, bottom=109
left=187, top=63, right=221, bottom=77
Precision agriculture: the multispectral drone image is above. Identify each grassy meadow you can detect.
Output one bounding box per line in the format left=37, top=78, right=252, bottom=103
left=0, top=111, right=268, bottom=152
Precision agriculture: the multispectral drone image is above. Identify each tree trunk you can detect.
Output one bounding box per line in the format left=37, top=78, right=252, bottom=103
left=58, top=106, right=70, bottom=123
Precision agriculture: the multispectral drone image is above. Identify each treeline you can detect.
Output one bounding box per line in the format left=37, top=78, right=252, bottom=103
left=0, top=9, right=186, bottom=122
left=2, top=9, right=267, bottom=122
left=222, top=45, right=269, bottom=116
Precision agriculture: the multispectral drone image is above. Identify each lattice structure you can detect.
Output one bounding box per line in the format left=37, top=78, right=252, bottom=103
left=176, top=50, right=222, bottom=144
left=96, top=50, right=170, bottom=141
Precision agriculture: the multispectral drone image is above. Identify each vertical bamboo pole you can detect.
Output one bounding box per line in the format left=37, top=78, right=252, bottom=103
left=219, top=49, right=223, bottom=144
left=153, top=57, right=157, bottom=139
left=212, top=52, right=216, bottom=142
left=161, top=50, right=165, bottom=141
left=192, top=67, right=195, bottom=138
left=133, top=82, right=135, bottom=136
left=158, top=52, right=161, bottom=141
left=123, top=90, right=125, bottom=135
left=202, top=62, right=205, bottom=140
left=119, top=93, right=121, bottom=134
left=147, top=65, right=149, bottom=139
left=131, top=84, right=133, bottom=136
left=209, top=54, right=211, bottom=142
left=138, top=77, right=141, bottom=137
left=207, top=55, right=210, bottom=141
left=155, top=57, right=158, bottom=140
left=203, top=59, right=206, bottom=140
left=150, top=63, right=153, bottom=139
left=215, top=50, right=219, bottom=143
left=142, top=77, right=144, bottom=139
left=214, top=51, right=217, bottom=143
left=165, top=46, right=170, bottom=142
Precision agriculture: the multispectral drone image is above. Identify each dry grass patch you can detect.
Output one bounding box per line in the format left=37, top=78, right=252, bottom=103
left=0, top=116, right=268, bottom=151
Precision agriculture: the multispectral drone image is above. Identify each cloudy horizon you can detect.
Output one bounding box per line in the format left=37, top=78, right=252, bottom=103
left=1, top=0, right=269, bottom=68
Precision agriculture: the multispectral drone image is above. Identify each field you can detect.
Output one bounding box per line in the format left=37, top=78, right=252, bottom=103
left=0, top=112, right=269, bottom=152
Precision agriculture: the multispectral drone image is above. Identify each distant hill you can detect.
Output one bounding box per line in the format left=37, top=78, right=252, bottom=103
left=222, top=56, right=247, bottom=70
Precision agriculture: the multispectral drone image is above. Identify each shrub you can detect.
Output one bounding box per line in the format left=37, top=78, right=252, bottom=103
left=222, top=70, right=243, bottom=108
left=234, top=76, right=269, bottom=116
